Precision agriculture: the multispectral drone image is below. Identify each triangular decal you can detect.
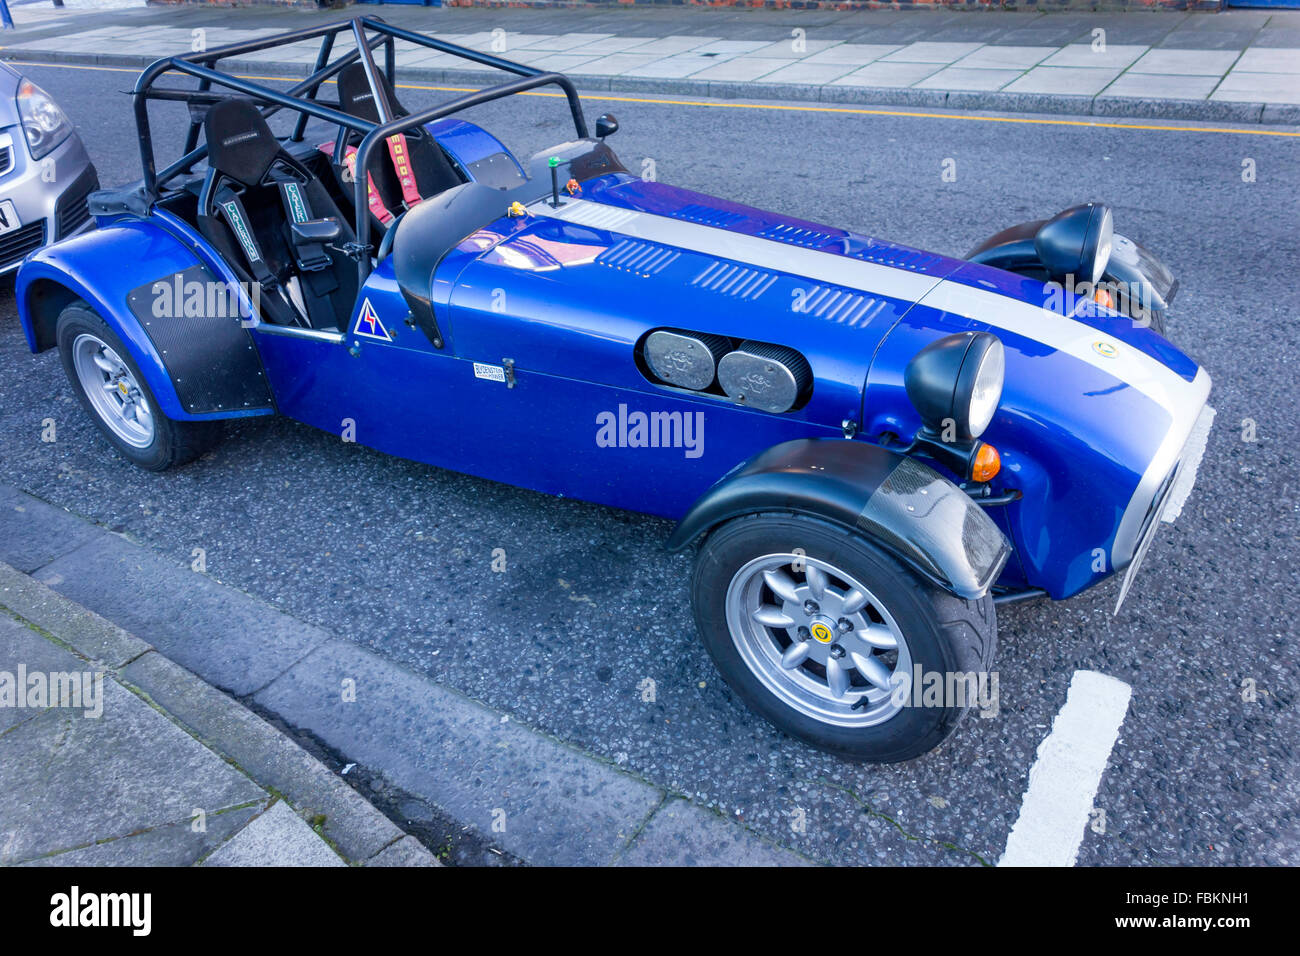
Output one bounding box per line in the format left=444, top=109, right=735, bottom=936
left=352, top=297, right=391, bottom=341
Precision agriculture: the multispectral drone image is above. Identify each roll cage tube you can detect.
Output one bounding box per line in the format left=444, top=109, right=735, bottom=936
left=129, top=15, right=590, bottom=280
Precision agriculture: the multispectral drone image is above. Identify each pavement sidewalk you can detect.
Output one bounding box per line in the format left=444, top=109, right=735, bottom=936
left=0, top=484, right=816, bottom=866
left=2, top=5, right=1298, bottom=124
left=0, top=559, right=440, bottom=867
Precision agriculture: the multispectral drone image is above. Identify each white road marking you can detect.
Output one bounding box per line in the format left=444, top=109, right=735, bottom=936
left=999, top=670, right=1132, bottom=867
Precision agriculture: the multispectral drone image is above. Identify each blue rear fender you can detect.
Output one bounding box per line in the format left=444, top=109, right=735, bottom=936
left=16, top=216, right=274, bottom=423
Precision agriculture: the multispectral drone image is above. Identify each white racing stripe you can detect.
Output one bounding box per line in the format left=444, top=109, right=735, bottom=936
left=533, top=196, right=943, bottom=305
left=532, top=197, right=1212, bottom=564
left=536, top=197, right=1203, bottom=411
left=999, top=670, right=1133, bottom=867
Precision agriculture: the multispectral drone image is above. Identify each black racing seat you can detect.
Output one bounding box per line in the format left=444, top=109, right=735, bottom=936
left=328, top=63, right=463, bottom=226
left=197, top=98, right=359, bottom=332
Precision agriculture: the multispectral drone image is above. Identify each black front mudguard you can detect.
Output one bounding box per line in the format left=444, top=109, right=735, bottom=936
left=966, top=220, right=1178, bottom=325
left=666, top=439, right=1011, bottom=601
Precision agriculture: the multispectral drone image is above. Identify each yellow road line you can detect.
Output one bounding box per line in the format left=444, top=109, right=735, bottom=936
left=11, top=57, right=1299, bottom=138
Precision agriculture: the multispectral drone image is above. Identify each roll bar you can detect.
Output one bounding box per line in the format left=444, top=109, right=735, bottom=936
left=130, top=15, right=590, bottom=281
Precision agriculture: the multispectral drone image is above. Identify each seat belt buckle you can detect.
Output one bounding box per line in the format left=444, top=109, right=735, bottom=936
left=295, top=251, right=332, bottom=272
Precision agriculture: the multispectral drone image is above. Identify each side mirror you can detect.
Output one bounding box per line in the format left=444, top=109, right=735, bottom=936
left=291, top=218, right=342, bottom=244
left=595, top=113, right=619, bottom=139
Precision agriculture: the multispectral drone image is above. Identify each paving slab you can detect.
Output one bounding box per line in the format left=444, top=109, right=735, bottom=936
left=625, top=53, right=737, bottom=80
left=512, top=33, right=614, bottom=53
left=1129, top=49, right=1243, bottom=77
left=625, top=36, right=718, bottom=57
left=1004, top=66, right=1125, bottom=97
left=566, top=36, right=658, bottom=56
left=1233, top=48, right=1300, bottom=74
left=121, top=647, right=410, bottom=864
left=1158, top=32, right=1259, bottom=52
left=1039, top=44, right=1149, bottom=71
left=18, top=805, right=261, bottom=867
left=687, top=40, right=767, bottom=56
left=746, top=38, right=845, bottom=61
left=830, top=61, right=944, bottom=89
left=691, top=57, right=788, bottom=83
left=0, top=615, right=91, bottom=733
left=0, top=677, right=264, bottom=863
left=802, top=43, right=902, bottom=66
left=757, top=62, right=859, bottom=86
left=574, top=53, right=666, bottom=78
left=881, top=42, right=984, bottom=65
left=1213, top=71, right=1300, bottom=104
left=952, top=45, right=1057, bottom=71
left=202, top=801, right=345, bottom=867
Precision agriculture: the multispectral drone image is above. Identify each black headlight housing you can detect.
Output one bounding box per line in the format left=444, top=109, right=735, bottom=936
left=1034, top=202, right=1114, bottom=286
left=903, top=331, right=1005, bottom=480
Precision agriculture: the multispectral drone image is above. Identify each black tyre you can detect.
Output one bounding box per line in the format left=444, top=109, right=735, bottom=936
left=691, top=512, right=997, bottom=763
left=56, top=302, right=222, bottom=471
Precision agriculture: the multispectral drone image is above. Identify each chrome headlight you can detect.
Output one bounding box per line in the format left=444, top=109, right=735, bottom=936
left=17, top=78, right=73, bottom=161
left=904, top=331, right=1006, bottom=440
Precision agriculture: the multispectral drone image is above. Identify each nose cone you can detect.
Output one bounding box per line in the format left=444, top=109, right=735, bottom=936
left=864, top=265, right=1210, bottom=599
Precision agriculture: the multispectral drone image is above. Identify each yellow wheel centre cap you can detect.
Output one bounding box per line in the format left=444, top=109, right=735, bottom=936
left=809, top=622, right=835, bottom=645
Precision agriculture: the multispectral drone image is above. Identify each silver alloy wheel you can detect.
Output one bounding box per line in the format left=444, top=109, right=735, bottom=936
left=724, top=553, right=912, bottom=728
left=71, top=333, right=155, bottom=449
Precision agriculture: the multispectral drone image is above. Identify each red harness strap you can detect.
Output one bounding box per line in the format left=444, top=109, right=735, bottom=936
left=320, top=134, right=421, bottom=222
left=384, top=135, right=422, bottom=207
left=318, top=140, right=393, bottom=224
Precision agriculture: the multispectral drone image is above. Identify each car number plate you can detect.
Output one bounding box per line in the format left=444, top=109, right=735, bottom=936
left=0, top=200, right=22, bottom=236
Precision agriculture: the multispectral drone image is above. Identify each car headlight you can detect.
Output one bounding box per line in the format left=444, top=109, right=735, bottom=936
left=1034, top=202, right=1114, bottom=286
left=17, top=78, right=73, bottom=161
left=904, top=331, right=1006, bottom=440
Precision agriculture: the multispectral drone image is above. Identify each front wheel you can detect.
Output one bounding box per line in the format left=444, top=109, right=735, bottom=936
left=57, top=302, right=222, bottom=471
left=691, top=513, right=997, bottom=763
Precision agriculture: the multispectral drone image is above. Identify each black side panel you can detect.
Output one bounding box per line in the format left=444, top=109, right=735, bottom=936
left=126, top=264, right=274, bottom=415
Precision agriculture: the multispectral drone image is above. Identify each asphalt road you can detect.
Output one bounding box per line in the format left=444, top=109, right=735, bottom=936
left=2, top=62, right=1297, bottom=866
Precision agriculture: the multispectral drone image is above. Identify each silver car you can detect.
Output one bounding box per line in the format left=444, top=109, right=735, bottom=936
left=0, top=61, right=98, bottom=274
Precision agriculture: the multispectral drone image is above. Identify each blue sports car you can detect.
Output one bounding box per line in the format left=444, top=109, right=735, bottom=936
left=15, top=18, right=1213, bottom=761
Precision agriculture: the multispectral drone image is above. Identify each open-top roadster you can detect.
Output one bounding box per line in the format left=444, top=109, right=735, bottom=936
left=15, top=18, right=1213, bottom=761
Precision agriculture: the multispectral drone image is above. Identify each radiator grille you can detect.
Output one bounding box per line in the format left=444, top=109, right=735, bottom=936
left=56, top=178, right=96, bottom=239
left=0, top=220, right=47, bottom=268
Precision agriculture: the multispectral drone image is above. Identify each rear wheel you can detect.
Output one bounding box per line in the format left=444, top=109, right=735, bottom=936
left=57, top=303, right=222, bottom=471
left=691, top=513, right=997, bottom=762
